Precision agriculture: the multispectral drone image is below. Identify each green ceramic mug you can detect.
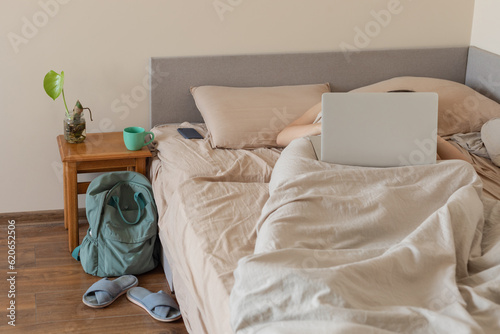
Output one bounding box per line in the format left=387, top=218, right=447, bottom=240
left=123, top=127, right=155, bottom=151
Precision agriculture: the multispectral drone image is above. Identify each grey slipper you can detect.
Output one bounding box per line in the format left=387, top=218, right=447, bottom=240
left=82, top=275, right=138, bottom=308
left=127, top=287, right=181, bottom=322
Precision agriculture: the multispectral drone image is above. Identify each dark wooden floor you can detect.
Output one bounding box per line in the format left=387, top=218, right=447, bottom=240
left=0, top=216, right=189, bottom=333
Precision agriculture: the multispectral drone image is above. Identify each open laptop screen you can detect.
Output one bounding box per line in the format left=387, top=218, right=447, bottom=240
left=320, top=92, right=438, bottom=167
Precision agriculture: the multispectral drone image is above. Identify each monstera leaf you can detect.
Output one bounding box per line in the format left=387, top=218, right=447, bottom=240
left=43, top=70, right=69, bottom=116
left=43, top=70, right=64, bottom=100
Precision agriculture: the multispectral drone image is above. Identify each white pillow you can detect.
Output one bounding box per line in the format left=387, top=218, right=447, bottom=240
left=481, top=118, right=500, bottom=167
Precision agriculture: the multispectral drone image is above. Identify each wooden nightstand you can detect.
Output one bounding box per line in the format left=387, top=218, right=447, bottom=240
left=57, top=132, right=152, bottom=252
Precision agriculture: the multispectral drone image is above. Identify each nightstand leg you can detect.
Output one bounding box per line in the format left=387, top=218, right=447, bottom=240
left=63, top=162, right=79, bottom=252
left=135, top=158, right=147, bottom=176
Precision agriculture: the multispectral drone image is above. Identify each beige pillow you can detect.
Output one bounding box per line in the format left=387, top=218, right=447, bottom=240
left=351, top=77, right=500, bottom=136
left=190, top=83, right=330, bottom=149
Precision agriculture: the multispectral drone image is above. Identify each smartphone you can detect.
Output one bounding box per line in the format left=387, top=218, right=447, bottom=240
left=177, top=128, right=204, bottom=139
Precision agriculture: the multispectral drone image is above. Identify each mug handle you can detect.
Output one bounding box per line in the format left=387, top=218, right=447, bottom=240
left=144, top=132, right=155, bottom=146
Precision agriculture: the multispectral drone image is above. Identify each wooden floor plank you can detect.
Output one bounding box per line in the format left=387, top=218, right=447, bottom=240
left=0, top=244, right=35, bottom=269
left=34, top=241, right=80, bottom=268
left=36, top=282, right=173, bottom=323
left=15, top=261, right=169, bottom=294
left=0, top=293, right=36, bottom=329
left=3, top=314, right=186, bottom=334
left=0, top=217, right=189, bottom=333
left=0, top=220, right=88, bottom=247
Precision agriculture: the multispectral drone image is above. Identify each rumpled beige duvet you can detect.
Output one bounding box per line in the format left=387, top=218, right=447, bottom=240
left=230, top=138, right=500, bottom=333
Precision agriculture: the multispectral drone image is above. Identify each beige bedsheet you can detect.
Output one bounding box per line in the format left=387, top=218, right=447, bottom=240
left=150, top=123, right=279, bottom=216
left=150, top=123, right=280, bottom=334
left=449, top=140, right=500, bottom=201
left=230, top=138, right=500, bottom=333
left=150, top=123, right=500, bottom=333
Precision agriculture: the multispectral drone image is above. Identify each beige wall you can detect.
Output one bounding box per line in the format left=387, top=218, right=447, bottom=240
left=471, top=0, right=500, bottom=55
left=0, top=0, right=474, bottom=212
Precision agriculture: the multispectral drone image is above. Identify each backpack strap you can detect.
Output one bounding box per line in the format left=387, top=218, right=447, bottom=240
left=72, top=245, right=81, bottom=261
left=109, top=192, right=146, bottom=225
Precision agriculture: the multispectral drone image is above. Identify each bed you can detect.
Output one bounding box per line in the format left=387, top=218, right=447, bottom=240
left=148, top=47, right=500, bottom=333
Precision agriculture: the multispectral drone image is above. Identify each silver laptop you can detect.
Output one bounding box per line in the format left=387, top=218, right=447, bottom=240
left=312, top=92, right=438, bottom=167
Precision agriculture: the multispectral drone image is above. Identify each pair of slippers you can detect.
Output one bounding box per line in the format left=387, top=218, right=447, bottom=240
left=82, top=275, right=181, bottom=322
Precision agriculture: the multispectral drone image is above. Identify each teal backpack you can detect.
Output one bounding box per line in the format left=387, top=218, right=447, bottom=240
left=72, top=171, right=160, bottom=277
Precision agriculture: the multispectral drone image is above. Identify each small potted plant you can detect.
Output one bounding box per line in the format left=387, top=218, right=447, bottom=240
left=43, top=70, right=93, bottom=143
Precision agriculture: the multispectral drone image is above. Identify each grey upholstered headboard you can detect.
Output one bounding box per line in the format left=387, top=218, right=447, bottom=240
left=465, top=46, right=500, bottom=104
left=150, top=47, right=473, bottom=127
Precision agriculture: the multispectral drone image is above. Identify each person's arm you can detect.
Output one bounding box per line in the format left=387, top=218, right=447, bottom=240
left=436, top=135, right=471, bottom=162
left=276, top=102, right=321, bottom=147
left=276, top=123, right=321, bottom=147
